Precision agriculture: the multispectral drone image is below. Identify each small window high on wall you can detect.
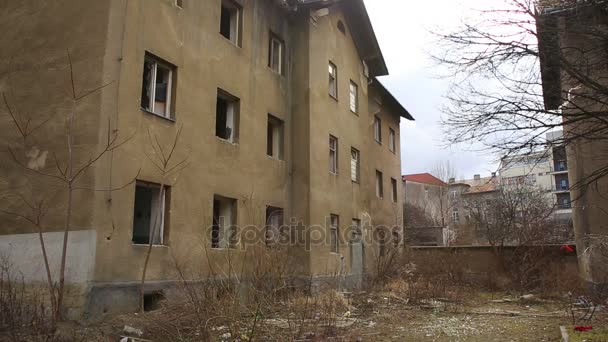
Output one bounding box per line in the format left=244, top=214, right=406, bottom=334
left=374, top=116, right=382, bottom=143
left=141, top=53, right=176, bottom=119
left=376, top=170, right=384, bottom=199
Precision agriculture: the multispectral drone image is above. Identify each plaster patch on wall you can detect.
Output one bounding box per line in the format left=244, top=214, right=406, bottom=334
left=0, top=230, right=97, bottom=284
left=26, top=147, right=48, bottom=170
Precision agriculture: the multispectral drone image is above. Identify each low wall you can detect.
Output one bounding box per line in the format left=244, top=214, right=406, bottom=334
left=407, top=245, right=579, bottom=289
left=0, top=230, right=97, bottom=318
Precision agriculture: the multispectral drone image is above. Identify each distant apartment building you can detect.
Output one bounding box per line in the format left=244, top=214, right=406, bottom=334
left=499, top=131, right=572, bottom=221
left=448, top=174, right=501, bottom=245
left=402, top=173, right=448, bottom=246
left=0, top=0, right=413, bottom=317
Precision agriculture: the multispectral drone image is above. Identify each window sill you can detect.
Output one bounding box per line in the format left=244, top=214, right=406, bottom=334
left=141, top=108, right=176, bottom=123
left=268, top=67, right=285, bottom=77
left=267, top=155, right=285, bottom=162
left=351, top=110, right=359, bottom=116
left=352, top=180, right=360, bottom=184
left=132, top=243, right=169, bottom=248
left=329, top=94, right=338, bottom=102
left=219, top=34, right=242, bottom=48
left=216, top=136, right=239, bottom=145
left=375, top=140, right=382, bottom=145
left=329, top=171, right=339, bottom=176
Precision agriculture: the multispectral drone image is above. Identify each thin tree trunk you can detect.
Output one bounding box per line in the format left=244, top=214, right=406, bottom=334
left=56, top=108, right=74, bottom=321
left=37, top=225, right=57, bottom=319
left=140, top=182, right=165, bottom=312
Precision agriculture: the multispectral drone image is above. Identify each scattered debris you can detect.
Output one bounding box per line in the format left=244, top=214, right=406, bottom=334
left=123, top=325, right=144, bottom=337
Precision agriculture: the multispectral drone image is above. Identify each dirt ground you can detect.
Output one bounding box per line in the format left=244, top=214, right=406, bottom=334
left=80, top=291, right=605, bottom=342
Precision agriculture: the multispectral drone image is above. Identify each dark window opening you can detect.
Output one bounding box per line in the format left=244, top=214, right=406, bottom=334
left=267, top=114, right=284, bottom=159
left=212, top=195, right=238, bottom=249
left=132, top=181, right=169, bottom=245
left=220, top=0, right=241, bottom=45
left=216, top=90, right=239, bottom=142
left=337, top=20, right=346, bottom=35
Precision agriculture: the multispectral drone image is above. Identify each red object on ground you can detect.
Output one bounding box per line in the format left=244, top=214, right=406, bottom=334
left=561, top=245, right=575, bottom=253
left=574, top=325, right=593, bottom=332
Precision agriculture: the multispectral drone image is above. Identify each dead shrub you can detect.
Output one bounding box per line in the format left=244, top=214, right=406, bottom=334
left=0, top=256, right=54, bottom=342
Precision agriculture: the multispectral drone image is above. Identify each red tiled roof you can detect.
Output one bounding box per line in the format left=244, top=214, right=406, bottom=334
left=402, top=173, right=447, bottom=187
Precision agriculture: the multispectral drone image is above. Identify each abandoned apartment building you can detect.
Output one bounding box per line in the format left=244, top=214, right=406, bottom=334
left=0, top=0, right=413, bottom=317
left=537, top=1, right=608, bottom=286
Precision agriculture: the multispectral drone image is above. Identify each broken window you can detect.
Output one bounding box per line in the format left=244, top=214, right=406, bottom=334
left=351, top=148, right=360, bottom=182
left=376, top=170, right=384, bottom=199
left=212, top=195, right=238, bottom=249
left=216, top=89, right=239, bottom=142
left=374, top=116, right=382, bottom=143
left=329, top=62, right=337, bottom=99
left=265, top=206, right=285, bottom=246
left=268, top=33, right=285, bottom=75
left=349, top=81, right=358, bottom=113
left=132, top=181, right=169, bottom=245
left=329, top=135, right=338, bottom=174
left=267, top=114, right=284, bottom=159
left=330, top=214, right=339, bottom=253
left=220, top=0, right=242, bottom=46
left=391, top=178, right=398, bottom=203
left=141, top=53, right=176, bottom=119
left=389, top=128, right=396, bottom=153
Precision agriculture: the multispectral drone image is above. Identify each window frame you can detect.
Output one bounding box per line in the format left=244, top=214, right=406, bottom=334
left=350, top=147, right=360, bottom=183
left=140, top=53, right=176, bottom=120
left=376, top=170, right=384, bottom=199
left=132, top=181, right=170, bottom=246
left=328, top=62, right=338, bottom=100
left=268, top=32, right=285, bottom=75
left=349, top=81, right=358, bottom=114
left=267, top=114, right=285, bottom=160
left=329, top=135, right=338, bottom=174
left=330, top=214, right=339, bottom=253
left=215, top=89, right=240, bottom=143
left=374, top=115, right=382, bottom=144
left=391, top=177, right=398, bottom=203
left=219, top=0, right=243, bottom=47
left=389, top=127, right=396, bottom=153
left=211, top=195, right=239, bottom=249
left=176, top=0, right=183, bottom=8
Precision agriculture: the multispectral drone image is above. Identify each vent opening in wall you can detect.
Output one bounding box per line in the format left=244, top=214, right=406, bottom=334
left=337, top=20, right=346, bottom=34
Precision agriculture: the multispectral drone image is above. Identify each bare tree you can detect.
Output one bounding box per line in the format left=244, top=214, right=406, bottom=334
left=433, top=0, right=608, bottom=189
left=0, top=52, right=134, bottom=322
left=431, top=160, right=457, bottom=228
left=139, top=126, right=188, bottom=313
left=465, top=184, right=573, bottom=290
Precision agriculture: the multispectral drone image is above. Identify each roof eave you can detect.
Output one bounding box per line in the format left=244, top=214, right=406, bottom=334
left=373, top=78, right=415, bottom=120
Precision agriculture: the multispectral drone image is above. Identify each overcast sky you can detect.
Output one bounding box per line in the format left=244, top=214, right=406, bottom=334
left=364, top=0, right=502, bottom=180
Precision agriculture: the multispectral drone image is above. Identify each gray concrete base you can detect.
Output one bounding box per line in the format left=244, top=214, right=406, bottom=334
left=84, top=273, right=366, bottom=320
